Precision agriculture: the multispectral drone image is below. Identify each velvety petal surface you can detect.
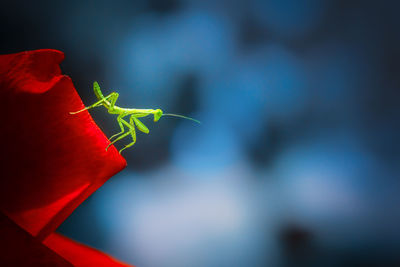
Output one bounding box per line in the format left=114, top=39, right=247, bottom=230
left=44, top=233, right=131, bottom=267
left=0, top=49, right=127, bottom=241
left=0, top=212, right=73, bottom=266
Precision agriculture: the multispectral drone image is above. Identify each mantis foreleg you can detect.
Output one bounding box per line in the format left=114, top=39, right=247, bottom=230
left=132, top=117, right=149, bottom=134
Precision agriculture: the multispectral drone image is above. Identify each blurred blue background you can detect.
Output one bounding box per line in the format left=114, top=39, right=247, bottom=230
left=2, top=0, right=400, bottom=266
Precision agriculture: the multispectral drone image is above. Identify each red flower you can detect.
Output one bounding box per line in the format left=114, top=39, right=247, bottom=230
left=0, top=49, right=133, bottom=266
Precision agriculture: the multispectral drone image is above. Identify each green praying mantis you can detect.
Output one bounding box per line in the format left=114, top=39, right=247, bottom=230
left=70, top=81, right=200, bottom=153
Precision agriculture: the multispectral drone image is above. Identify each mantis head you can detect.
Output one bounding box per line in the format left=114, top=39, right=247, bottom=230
left=153, top=109, right=163, bottom=122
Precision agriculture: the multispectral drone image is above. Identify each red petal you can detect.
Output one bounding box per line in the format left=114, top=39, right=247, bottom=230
left=0, top=212, right=73, bottom=266
left=44, top=233, right=132, bottom=267
left=0, top=49, right=127, bottom=240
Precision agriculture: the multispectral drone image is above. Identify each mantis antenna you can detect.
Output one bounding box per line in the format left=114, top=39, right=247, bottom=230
left=162, top=113, right=201, bottom=124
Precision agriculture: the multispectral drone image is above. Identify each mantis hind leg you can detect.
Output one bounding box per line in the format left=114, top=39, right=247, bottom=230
left=69, top=99, right=104, bottom=114
left=108, top=115, right=126, bottom=142
left=106, top=118, right=132, bottom=150
left=118, top=131, right=136, bottom=153
left=70, top=93, right=116, bottom=114
left=118, top=115, right=139, bottom=153
left=106, top=118, right=137, bottom=153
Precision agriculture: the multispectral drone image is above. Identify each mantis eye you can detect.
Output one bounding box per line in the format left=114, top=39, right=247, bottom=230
left=154, top=109, right=163, bottom=122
